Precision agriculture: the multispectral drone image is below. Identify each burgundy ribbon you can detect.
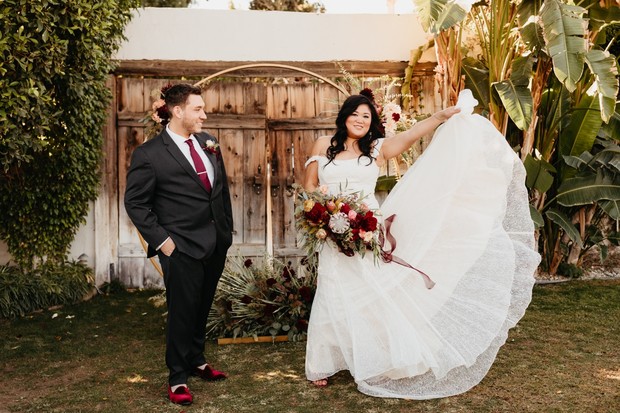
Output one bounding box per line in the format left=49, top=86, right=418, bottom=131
left=380, top=214, right=435, bottom=289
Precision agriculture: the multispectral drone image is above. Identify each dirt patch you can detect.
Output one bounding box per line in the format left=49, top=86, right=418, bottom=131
left=0, top=362, right=94, bottom=412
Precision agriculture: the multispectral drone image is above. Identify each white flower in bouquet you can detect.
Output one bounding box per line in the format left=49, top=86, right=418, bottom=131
left=329, top=212, right=350, bottom=234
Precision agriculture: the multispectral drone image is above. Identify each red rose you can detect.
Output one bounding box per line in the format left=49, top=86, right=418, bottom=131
left=360, top=212, right=378, bottom=232
left=263, top=304, right=277, bottom=317
left=392, top=113, right=400, bottom=122
left=281, top=265, right=295, bottom=281
left=305, top=202, right=328, bottom=224
left=266, top=278, right=277, bottom=287
left=340, top=203, right=351, bottom=214
left=299, top=286, right=313, bottom=303
left=296, top=319, right=309, bottom=332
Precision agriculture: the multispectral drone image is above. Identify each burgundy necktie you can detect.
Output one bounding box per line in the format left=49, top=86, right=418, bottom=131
left=185, top=139, right=212, bottom=192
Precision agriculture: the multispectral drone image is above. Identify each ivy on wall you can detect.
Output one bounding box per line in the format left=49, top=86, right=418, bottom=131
left=0, top=0, right=139, bottom=268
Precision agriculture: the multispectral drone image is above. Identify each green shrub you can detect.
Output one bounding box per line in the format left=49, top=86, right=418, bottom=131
left=0, top=0, right=138, bottom=268
left=0, top=261, right=94, bottom=318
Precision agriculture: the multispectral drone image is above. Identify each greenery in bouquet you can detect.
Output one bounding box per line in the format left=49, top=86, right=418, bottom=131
left=206, top=254, right=317, bottom=342
left=293, top=184, right=383, bottom=261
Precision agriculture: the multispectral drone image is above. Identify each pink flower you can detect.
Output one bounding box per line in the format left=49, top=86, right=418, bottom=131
left=362, top=230, right=374, bottom=243
left=326, top=200, right=336, bottom=213
left=348, top=210, right=357, bottom=220
left=152, top=98, right=165, bottom=111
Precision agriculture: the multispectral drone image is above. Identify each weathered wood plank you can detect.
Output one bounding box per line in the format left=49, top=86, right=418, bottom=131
left=315, top=82, right=341, bottom=118
left=203, top=82, right=220, bottom=114
left=117, top=126, right=148, bottom=287
left=219, top=82, right=245, bottom=114
left=289, top=83, right=315, bottom=118
left=244, top=82, right=267, bottom=115
left=114, top=60, right=436, bottom=78
left=270, top=130, right=296, bottom=249
left=94, top=76, right=119, bottom=285
left=267, top=84, right=290, bottom=119
left=219, top=129, right=245, bottom=244
left=267, top=118, right=335, bottom=130
left=117, top=113, right=266, bottom=129
left=118, top=78, right=145, bottom=113
left=243, top=129, right=267, bottom=245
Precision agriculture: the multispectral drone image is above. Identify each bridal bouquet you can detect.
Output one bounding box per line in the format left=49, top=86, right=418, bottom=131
left=294, top=184, right=382, bottom=260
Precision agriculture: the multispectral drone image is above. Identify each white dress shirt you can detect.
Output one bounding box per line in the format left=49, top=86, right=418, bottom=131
left=166, top=126, right=215, bottom=185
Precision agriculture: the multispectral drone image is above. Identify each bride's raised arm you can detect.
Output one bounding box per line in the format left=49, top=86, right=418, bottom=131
left=380, top=106, right=460, bottom=160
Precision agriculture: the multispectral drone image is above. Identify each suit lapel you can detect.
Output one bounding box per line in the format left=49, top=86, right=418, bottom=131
left=161, top=130, right=210, bottom=194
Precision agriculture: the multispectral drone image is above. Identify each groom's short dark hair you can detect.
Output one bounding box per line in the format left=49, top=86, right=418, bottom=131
left=164, top=83, right=202, bottom=109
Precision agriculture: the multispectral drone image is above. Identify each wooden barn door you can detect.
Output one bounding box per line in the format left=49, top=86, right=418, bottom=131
left=115, top=77, right=341, bottom=286
left=267, top=83, right=340, bottom=256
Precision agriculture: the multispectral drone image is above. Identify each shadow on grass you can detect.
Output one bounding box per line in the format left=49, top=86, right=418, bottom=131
left=1, top=280, right=619, bottom=413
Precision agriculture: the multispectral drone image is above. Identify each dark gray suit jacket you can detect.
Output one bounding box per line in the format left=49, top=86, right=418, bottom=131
left=124, top=130, right=233, bottom=259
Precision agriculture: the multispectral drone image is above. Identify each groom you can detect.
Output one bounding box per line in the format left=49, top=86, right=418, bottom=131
left=124, top=83, right=233, bottom=405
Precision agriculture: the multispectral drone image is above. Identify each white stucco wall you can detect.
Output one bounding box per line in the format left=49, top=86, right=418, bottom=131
left=0, top=204, right=94, bottom=267
left=115, top=8, right=431, bottom=62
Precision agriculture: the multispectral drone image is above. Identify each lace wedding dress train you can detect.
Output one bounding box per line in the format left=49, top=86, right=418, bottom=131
left=304, top=90, right=541, bottom=399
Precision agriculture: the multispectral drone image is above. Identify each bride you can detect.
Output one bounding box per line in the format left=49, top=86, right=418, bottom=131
left=302, top=89, right=540, bottom=399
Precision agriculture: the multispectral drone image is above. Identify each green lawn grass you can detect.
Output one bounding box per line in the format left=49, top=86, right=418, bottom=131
left=2, top=280, right=619, bottom=413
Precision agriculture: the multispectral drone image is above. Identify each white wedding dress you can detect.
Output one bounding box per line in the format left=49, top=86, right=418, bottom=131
left=304, top=90, right=540, bottom=399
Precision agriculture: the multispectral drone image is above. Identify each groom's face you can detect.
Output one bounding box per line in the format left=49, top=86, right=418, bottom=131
left=178, top=94, right=207, bottom=135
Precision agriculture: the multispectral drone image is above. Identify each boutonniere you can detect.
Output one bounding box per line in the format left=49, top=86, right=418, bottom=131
left=202, top=140, right=221, bottom=158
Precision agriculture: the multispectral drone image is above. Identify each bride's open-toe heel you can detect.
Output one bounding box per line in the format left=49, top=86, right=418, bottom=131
left=311, top=378, right=328, bottom=387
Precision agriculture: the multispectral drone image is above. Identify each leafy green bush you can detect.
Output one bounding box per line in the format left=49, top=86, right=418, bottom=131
left=0, top=0, right=138, bottom=268
left=0, top=261, right=94, bottom=318
left=207, top=255, right=317, bottom=341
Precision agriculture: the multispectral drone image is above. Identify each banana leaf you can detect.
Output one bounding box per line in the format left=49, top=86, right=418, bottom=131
left=588, top=4, right=620, bottom=32
left=412, top=0, right=473, bottom=34
left=562, top=154, right=591, bottom=170
left=530, top=204, right=545, bottom=228
left=559, top=94, right=603, bottom=157
left=590, top=146, right=620, bottom=172
left=556, top=175, right=620, bottom=206
left=598, top=106, right=620, bottom=140
left=518, top=0, right=545, bottom=52
left=524, top=154, right=556, bottom=193
left=540, top=0, right=588, bottom=92
left=462, top=57, right=490, bottom=111
left=375, top=175, right=398, bottom=192
left=545, top=208, right=583, bottom=247
left=412, top=0, right=450, bottom=32
left=433, top=2, right=472, bottom=33
left=585, top=49, right=620, bottom=123
left=599, top=200, right=620, bottom=220
left=492, top=56, right=534, bottom=130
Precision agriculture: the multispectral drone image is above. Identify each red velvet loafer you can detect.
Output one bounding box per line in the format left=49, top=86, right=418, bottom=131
left=192, top=364, right=227, bottom=381
left=168, top=385, right=193, bottom=405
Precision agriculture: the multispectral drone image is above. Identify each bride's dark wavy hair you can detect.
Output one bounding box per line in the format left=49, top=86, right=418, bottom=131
left=326, top=94, right=384, bottom=165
